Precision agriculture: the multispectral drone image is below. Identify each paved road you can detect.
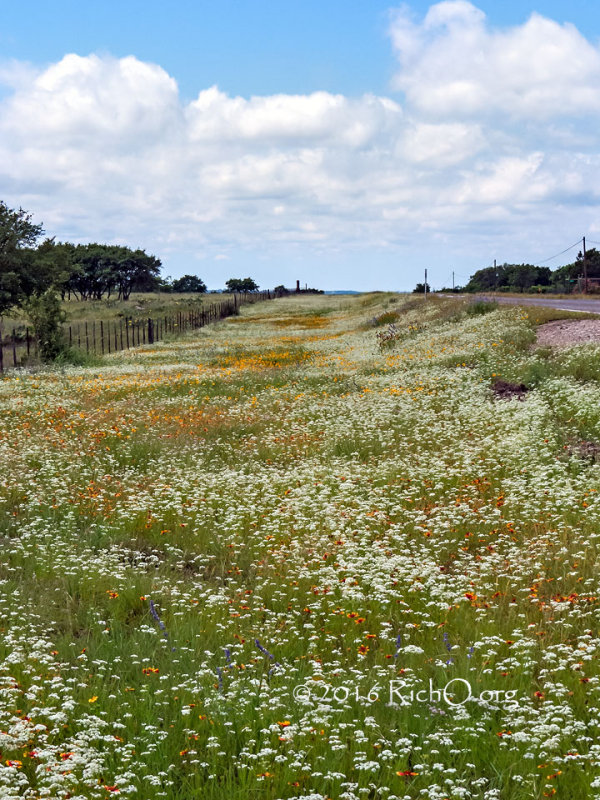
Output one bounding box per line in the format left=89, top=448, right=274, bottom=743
left=472, top=295, right=600, bottom=314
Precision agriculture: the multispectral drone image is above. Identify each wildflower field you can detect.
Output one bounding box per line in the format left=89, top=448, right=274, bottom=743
left=2, top=292, right=600, bottom=800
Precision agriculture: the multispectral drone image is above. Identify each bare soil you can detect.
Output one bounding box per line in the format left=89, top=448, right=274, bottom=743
left=536, top=319, right=600, bottom=348
left=492, top=379, right=529, bottom=401
left=565, top=439, right=600, bottom=463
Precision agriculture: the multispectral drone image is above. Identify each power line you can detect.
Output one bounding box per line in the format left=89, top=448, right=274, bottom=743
left=534, top=238, right=583, bottom=265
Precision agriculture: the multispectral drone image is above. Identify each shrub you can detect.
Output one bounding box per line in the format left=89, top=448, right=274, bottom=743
left=465, top=300, right=498, bottom=317
left=54, top=348, right=103, bottom=367
left=369, top=310, right=401, bottom=327
left=23, top=290, right=67, bottom=362
left=521, top=359, right=555, bottom=387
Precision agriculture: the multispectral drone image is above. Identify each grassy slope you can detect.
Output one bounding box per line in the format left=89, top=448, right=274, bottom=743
left=1, top=295, right=600, bottom=798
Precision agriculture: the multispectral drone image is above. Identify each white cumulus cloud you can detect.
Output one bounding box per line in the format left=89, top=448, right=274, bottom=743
left=389, top=2, right=600, bottom=118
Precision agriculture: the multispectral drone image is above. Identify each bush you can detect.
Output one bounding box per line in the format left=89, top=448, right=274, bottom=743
left=521, top=359, right=555, bottom=387
left=24, top=290, right=67, bottom=362
left=369, top=310, right=401, bottom=327
left=465, top=300, right=498, bottom=317
left=54, top=348, right=103, bottom=367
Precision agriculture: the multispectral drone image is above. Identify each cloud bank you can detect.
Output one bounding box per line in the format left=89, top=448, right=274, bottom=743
left=1, top=2, right=600, bottom=285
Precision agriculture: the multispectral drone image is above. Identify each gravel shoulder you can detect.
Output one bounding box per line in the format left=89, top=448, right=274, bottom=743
left=536, top=318, right=600, bottom=348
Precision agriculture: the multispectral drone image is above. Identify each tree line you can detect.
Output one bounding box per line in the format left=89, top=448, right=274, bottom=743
left=0, top=200, right=266, bottom=362
left=0, top=201, right=163, bottom=315
left=459, top=250, right=600, bottom=294
left=0, top=200, right=266, bottom=319
left=411, top=251, right=600, bottom=294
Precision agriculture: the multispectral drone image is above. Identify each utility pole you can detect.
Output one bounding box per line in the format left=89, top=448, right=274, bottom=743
left=424, top=268, right=428, bottom=301
left=494, top=259, right=497, bottom=290
left=583, top=236, right=588, bottom=294
left=452, top=271, right=455, bottom=290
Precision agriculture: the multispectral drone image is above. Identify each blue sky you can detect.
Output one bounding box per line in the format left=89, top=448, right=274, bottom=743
left=2, top=1, right=597, bottom=98
left=1, top=1, right=600, bottom=289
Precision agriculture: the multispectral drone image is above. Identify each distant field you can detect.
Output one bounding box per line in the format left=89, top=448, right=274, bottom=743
left=2, top=293, right=600, bottom=798
left=3, top=291, right=239, bottom=330
left=0, top=292, right=269, bottom=368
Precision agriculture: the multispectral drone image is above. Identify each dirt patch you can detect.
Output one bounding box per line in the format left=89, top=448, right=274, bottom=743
left=492, top=379, right=529, bottom=401
left=536, top=319, right=600, bottom=348
left=565, top=439, right=600, bottom=463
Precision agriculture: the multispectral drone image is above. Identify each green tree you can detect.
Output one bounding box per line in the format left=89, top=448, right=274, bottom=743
left=551, top=248, right=600, bottom=292
left=0, top=201, right=45, bottom=313
left=572, top=248, right=600, bottom=282
left=111, top=247, right=162, bottom=300
left=463, top=266, right=505, bottom=292
left=172, top=274, right=207, bottom=293
left=503, top=264, right=550, bottom=292
left=412, top=282, right=431, bottom=294
left=464, top=263, right=552, bottom=293
left=59, top=243, right=162, bottom=300
left=225, top=277, right=259, bottom=293
left=25, top=239, right=76, bottom=300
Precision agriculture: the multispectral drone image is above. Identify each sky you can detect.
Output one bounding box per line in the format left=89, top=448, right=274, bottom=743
left=1, top=0, right=600, bottom=290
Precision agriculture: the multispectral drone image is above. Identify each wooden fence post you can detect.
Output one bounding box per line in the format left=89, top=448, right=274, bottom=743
left=100, top=321, right=104, bottom=354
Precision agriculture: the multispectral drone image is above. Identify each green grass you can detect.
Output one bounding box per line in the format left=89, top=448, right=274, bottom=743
left=4, top=291, right=232, bottom=327
left=519, top=306, right=600, bottom=325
